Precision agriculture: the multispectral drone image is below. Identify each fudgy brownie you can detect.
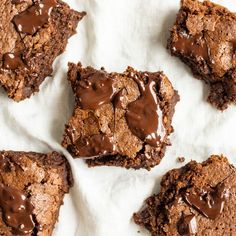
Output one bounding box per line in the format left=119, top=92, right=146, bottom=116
left=168, top=0, right=236, bottom=110
left=62, top=63, right=179, bottom=170
left=0, top=0, right=85, bottom=101
left=134, top=155, right=236, bottom=235
left=0, top=151, right=72, bottom=235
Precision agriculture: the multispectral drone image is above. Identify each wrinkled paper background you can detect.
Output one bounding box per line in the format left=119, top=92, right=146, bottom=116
left=0, top=0, right=236, bottom=235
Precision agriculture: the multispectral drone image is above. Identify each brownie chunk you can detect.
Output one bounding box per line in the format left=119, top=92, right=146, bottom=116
left=0, top=151, right=72, bottom=235
left=0, top=0, right=85, bottom=101
left=168, top=0, right=236, bottom=110
left=62, top=63, right=179, bottom=170
left=134, top=155, right=236, bottom=235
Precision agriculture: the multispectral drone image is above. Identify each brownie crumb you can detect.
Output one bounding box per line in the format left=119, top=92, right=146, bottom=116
left=168, top=0, right=236, bottom=110
left=177, top=156, right=185, bottom=163
left=62, top=63, right=179, bottom=170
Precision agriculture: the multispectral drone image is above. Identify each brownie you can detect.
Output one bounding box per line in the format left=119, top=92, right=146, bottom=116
left=134, top=155, right=236, bottom=235
left=62, top=62, right=179, bottom=170
left=168, top=0, right=236, bottom=110
left=0, top=151, right=72, bottom=235
left=0, top=0, right=85, bottom=101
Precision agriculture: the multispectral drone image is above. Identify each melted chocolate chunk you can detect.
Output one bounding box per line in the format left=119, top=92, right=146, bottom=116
left=184, top=183, right=229, bottom=219
left=3, top=53, right=26, bottom=70
left=77, top=70, right=115, bottom=110
left=171, top=33, right=208, bottom=61
left=0, top=184, right=35, bottom=235
left=113, top=89, right=127, bottom=109
left=13, top=0, right=57, bottom=35
left=177, top=214, right=197, bottom=236
left=77, top=134, right=116, bottom=157
left=126, top=75, right=164, bottom=147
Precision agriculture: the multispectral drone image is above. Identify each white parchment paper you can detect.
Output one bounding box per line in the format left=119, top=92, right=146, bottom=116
left=1, top=0, right=236, bottom=235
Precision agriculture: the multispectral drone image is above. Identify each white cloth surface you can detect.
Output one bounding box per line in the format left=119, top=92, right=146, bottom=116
left=1, top=0, right=236, bottom=235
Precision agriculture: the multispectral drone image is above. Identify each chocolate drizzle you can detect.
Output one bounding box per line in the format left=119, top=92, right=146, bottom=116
left=77, top=134, right=116, bottom=157
left=13, top=0, right=57, bottom=35
left=172, top=33, right=209, bottom=60
left=177, top=214, right=197, bottom=235
left=0, top=184, right=35, bottom=235
left=126, top=75, right=163, bottom=147
left=77, top=70, right=115, bottom=110
left=3, top=53, right=26, bottom=70
left=184, top=183, right=229, bottom=219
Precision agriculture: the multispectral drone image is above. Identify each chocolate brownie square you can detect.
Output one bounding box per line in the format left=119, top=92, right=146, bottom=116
left=0, top=151, right=72, bottom=235
left=134, top=155, right=236, bottom=235
left=62, top=63, right=179, bottom=170
left=0, top=0, right=85, bottom=101
left=168, top=0, right=236, bottom=110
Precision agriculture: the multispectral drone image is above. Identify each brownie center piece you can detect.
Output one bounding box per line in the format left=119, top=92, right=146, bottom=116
left=62, top=63, right=179, bottom=168
left=0, top=184, right=35, bottom=235
left=76, top=134, right=116, bottom=157
left=74, top=70, right=164, bottom=157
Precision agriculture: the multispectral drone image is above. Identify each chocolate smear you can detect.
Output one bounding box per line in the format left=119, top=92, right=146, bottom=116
left=77, top=70, right=115, bottom=110
left=0, top=184, right=35, bottom=235
left=77, top=134, right=116, bottom=157
left=126, top=74, right=164, bottom=147
left=171, top=33, right=209, bottom=61
left=3, top=53, right=26, bottom=70
left=13, top=0, right=57, bottom=35
left=184, top=183, right=229, bottom=219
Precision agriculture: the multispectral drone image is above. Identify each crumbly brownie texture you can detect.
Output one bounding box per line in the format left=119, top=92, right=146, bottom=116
left=168, top=0, right=236, bottom=110
left=0, top=151, right=72, bottom=236
left=62, top=63, right=179, bottom=170
left=134, top=155, right=236, bottom=235
left=0, top=0, right=85, bottom=101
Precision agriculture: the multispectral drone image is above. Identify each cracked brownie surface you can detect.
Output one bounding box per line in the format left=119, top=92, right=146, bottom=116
left=134, top=155, right=236, bottom=235
left=62, top=63, right=179, bottom=170
left=0, top=0, right=85, bottom=101
left=168, top=0, right=236, bottom=110
left=0, top=151, right=72, bottom=236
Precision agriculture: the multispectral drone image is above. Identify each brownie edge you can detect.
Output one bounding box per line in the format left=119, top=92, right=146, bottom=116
left=134, top=155, right=236, bottom=236
left=0, top=151, right=72, bottom=236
